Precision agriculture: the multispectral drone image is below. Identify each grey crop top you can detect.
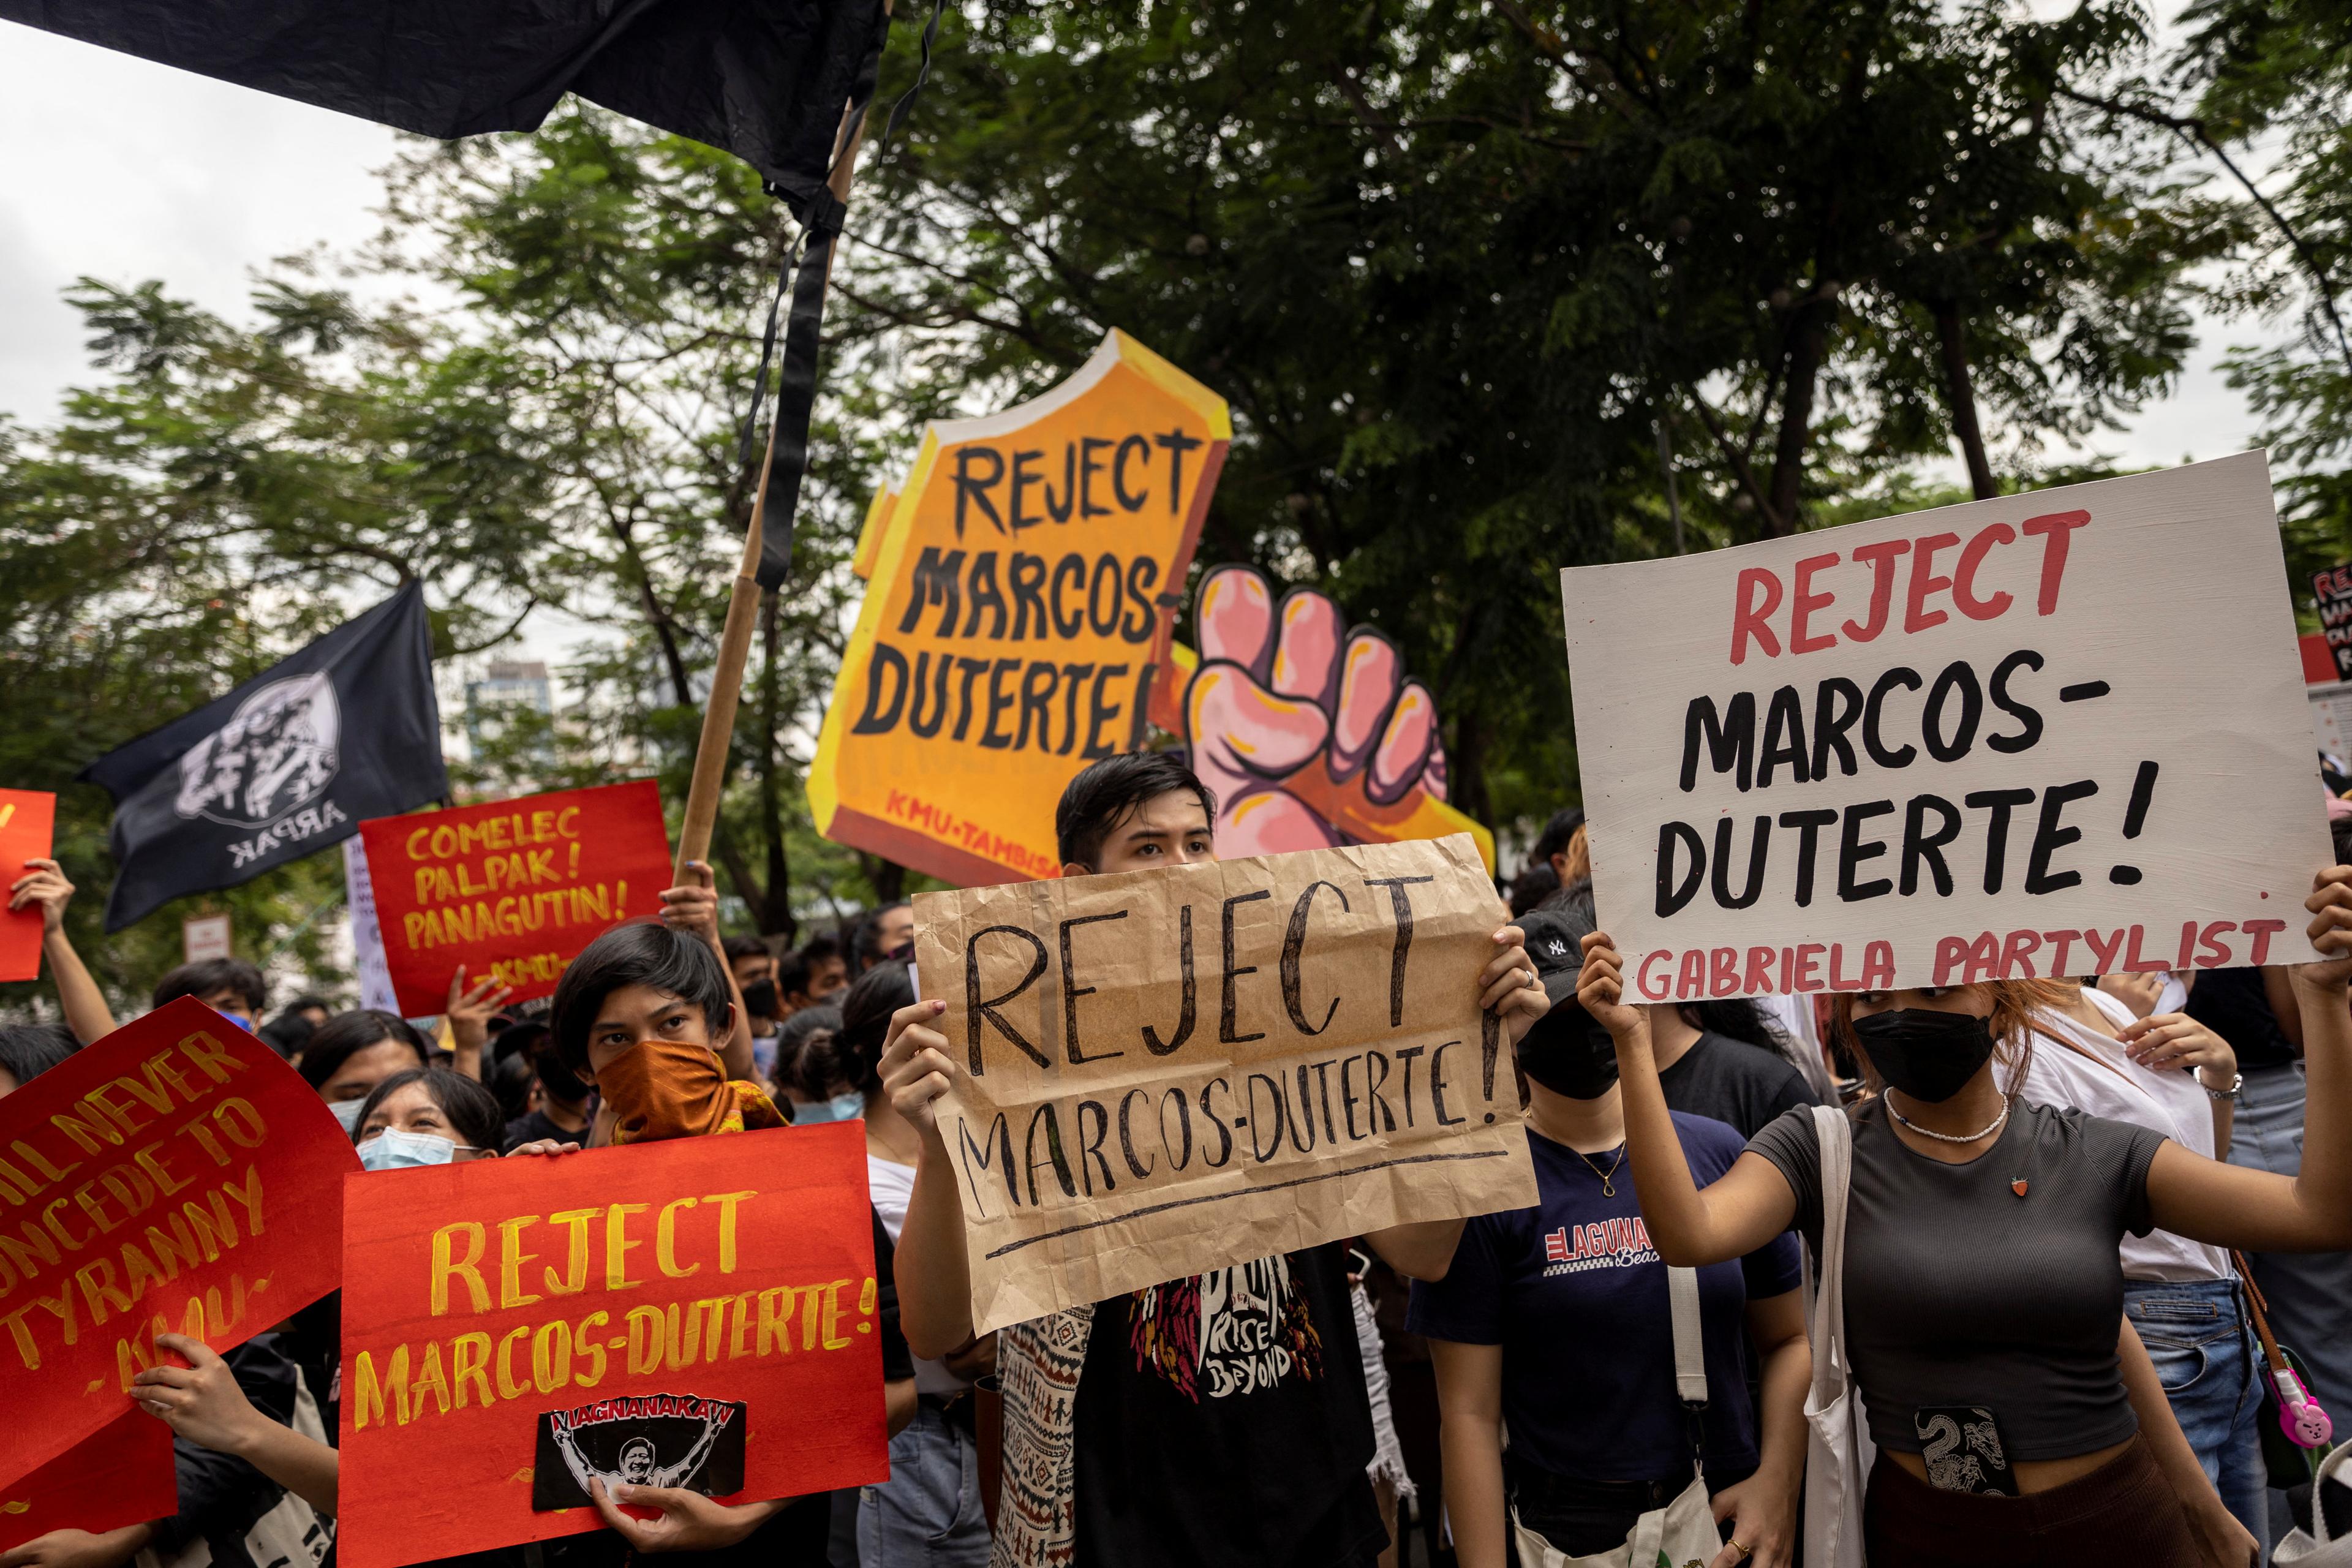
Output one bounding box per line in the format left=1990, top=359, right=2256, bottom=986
left=1745, top=1098, right=2166, bottom=1462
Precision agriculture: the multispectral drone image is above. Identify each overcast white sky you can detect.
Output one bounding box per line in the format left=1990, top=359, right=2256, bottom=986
left=0, top=15, right=2290, bottom=514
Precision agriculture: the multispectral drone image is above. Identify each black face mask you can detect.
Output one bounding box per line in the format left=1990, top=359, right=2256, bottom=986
left=1518, top=1004, right=1619, bottom=1100
left=1852, top=1008, right=1998, bottom=1104
left=741, top=978, right=780, bottom=1020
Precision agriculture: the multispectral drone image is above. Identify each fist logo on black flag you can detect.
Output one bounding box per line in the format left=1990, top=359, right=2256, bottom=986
left=173, top=673, right=341, bottom=827
left=532, top=1394, right=747, bottom=1511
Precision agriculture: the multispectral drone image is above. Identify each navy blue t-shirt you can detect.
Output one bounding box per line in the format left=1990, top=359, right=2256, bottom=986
left=1408, top=1112, right=1803, bottom=1482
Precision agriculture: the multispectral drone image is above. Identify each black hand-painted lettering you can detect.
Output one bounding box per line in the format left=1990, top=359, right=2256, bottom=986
left=1711, top=816, right=1770, bottom=909
left=1838, top=800, right=1896, bottom=901
left=1986, top=650, right=2045, bottom=753
left=1430, top=1041, right=1463, bottom=1126
left=966, top=926, right=1051, bottom=1073
left=1863, top=668, right=1923, bottom=768
left=2026, top=780, right=2100, bottom=894
left=1899, top=794, right=1963, bottom=896
left=1395, top=1044, right=1426, bottom=1129
left=1221, top=891, right=1272, bottom=1043
left=1142, top=904, right=1197, bottom=1055
left=1059, top=910, right=1129, bottom=1064
left=1117, top=1089, right=1156, bottom=1180
left=1964, top=788, right=2036, bottom=894
left=1777, top=809, right=1839, bottom=908
left=1362, top=875, right=1433, bottom=1026
left=1679, top=692, right=1757, bottom=792
left=1280, top=881, right=1348, bottom=1035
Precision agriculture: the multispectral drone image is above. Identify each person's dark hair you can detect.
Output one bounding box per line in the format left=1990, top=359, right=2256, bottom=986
left=777, top=1003, right=842, bottom=1056
left=779, top=935, right=842, bottom=998
left=853, top=903, right=913, bottom=969
left=153, top=957, right=267, bottom=1014
left=2332, top=814, right=2352, bottom=867
left=296, top=1010, right=430, bottom=1089
left=1678, top=999, right=1787, bottom=1054
left=1509, top=807, right=1586, bottom=917
left=722, top=935, right=772, bottom=965
left=352, top=1066, right=506, bottom=1153
left=836, top=961, right=914, bottom=1095
left=492, top=1019, right=550, bottom=1065
left=0, top=1023, right=78, bottom=1088
left=489, top=1049, right=534, bottom=1120
left=783, top=1027, right=850, bottom=1102
left=537, top=1050, right=593, bottom=1107
left=258, top=1012, right=315, bottom=1060
left=1055, top=752, right=1218, bottom=870
left=549, top=921, right=734, bottom=1077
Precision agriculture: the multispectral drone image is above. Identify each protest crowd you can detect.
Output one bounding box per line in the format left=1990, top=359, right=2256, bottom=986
left=6, top=9, right=2352, bottom=1566
left=2, top=717, right=2348, bottom=1568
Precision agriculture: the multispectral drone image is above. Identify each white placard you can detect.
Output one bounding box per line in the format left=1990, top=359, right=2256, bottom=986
left=1561, top=451, right=2331, bottom=997
left=342, top=834, right=399, bottom=1014
left=181, top=911, right=231, bottom=964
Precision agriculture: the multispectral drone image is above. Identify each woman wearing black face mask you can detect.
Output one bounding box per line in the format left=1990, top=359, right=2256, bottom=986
left=1581, top=865, right=2352, bottom=1567
left=1409, top=908, right=1811, bottom=1568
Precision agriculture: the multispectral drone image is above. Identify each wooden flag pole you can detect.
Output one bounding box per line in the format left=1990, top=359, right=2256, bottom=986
left=673, top=83, right=880, bottom=883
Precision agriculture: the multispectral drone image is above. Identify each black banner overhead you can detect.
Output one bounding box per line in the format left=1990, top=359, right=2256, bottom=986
left=77, top=582, right=450, bottom=932
left=0, top=0, right=888, bottom=214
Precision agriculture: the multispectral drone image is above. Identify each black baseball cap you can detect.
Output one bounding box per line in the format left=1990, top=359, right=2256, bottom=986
left=1515, top=903, right=1603, bottom=1052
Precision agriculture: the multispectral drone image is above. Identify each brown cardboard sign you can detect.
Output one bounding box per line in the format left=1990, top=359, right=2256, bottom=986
left=913, top=834, right=1537, bottom=1332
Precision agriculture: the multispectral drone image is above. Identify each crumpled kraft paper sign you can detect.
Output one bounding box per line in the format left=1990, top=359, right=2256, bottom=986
left=913, top=833, right=1539, bottom=1333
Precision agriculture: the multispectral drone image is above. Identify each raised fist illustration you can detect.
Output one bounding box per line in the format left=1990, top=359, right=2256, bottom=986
left=1178, top=565, right=1451, bottom=858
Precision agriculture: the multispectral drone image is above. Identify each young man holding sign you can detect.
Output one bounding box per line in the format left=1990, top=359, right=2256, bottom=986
left=880, top=753, right=1549, bottom=1567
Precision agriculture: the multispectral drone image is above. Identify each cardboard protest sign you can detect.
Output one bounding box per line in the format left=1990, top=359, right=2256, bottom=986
left=0, top=1412, right=175, bottom=1550
left=913, top=834, right=1536, bottom=1333
left=0, top=997, right=360, bottom=1485
left=360, top=780, right=674, bottom=1016
left=336, top=1121, right=888, bottom=1568
left=809, top=329, right=1229, bottom=886
left=1562, top=451, right=2332, bottom=997
left=0, top=790, right=54, bottom=981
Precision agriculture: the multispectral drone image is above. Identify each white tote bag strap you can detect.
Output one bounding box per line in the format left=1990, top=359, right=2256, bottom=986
left=1667, top=1264, right=1707, bottom=1405
left=2316, top=1442, right=2352, bottom=1544
left=1808, top=1103, right=1854, bottom=1393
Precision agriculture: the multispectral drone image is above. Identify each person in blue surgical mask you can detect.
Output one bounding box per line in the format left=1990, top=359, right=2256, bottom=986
left=353, top=1066, right=515, bottom=1167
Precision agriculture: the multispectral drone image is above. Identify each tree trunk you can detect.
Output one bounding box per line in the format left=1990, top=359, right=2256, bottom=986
left=753, top=589, right=797, bottom=942
left=1764, top=292, right=1837, bottom=533
left=1934, top=300, right=1998, bottom=500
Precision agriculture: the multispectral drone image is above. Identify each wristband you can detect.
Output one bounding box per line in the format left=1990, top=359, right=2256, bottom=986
left=2195, top=1067, right=2242, bottom=1101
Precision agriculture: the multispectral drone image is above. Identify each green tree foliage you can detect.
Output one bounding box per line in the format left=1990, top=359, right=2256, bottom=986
left=2159, top=0, right=2352, bottom=597
left=839, top=0, right=2213, bottom=828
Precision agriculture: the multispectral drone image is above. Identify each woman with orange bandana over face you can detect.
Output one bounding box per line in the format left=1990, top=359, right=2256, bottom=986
left=546, top=910, right=918, bottom=1566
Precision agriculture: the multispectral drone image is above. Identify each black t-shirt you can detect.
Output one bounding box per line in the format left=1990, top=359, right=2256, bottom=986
left=502, top=1109, right=586, bottom=1153
left=1747, top=1099, right=2165, bottom=1461
left=1072, top=1242, right=1383, bottom=1567
left=1659, top=1031, right=1823, bottom=1139
left=2184, top=966, right=2299, bottom=1071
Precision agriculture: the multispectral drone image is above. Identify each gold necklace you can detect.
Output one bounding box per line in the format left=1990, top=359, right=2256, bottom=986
left=1576, top=1142, right=1626, bottom=1197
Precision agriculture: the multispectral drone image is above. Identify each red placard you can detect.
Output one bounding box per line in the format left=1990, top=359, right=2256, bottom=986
left=336, top=1122, right=888, bottom=1568
left=0, top=997, right=360, bottom=1485
left=0, top=790, right=56, bottom=982
left=0, top=1413, right=176, bottom=1549
left=360, top=780, right=675, bottom=1017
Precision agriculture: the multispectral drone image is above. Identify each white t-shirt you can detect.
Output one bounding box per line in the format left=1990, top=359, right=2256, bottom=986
left=2011, top=987, right=2228, bottom=1283
left=867, top=1153, right=969, bottom=1396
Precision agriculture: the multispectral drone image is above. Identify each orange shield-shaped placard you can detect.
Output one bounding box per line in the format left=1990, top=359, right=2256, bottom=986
left=810, top=330, right=1229, bottom=885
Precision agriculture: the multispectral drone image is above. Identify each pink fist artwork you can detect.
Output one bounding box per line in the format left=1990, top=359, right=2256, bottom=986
left=1176, top=565, right=1454, bottom=858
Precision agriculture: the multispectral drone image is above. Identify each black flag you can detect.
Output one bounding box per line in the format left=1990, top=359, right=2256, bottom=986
left=0, top=0, right=888, bottom=216
left=78, top=582, right=449, bottom=932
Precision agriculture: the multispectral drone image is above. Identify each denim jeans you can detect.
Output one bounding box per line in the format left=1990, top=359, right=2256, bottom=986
left=2227, top=1063, right=2352, bottom=1417
left=2124, top=1277, right=2267, bottom=1557
left=856, top=1401, right=990, bottom=1567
